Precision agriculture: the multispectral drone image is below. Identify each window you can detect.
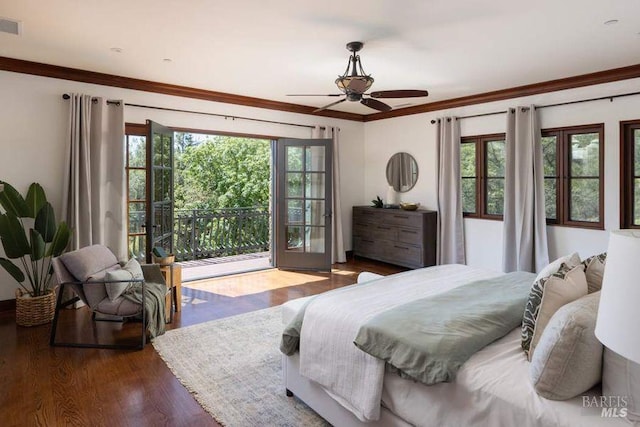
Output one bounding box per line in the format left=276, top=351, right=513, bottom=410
left=621, top=120, right=640, bottom=228
left=461, top=134, right=506, bottom=219
left=542, top=124, right=604, bottom=228
left=125, top=123, right=148, bottom=261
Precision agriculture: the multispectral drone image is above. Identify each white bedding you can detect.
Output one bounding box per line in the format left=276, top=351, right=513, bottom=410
left=382, top=327, right=625, bottom=427
left=298, top=264, right=501, bottom=422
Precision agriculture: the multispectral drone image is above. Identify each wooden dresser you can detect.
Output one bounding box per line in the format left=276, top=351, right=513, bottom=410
left=352, top=206, right=437, bottom=269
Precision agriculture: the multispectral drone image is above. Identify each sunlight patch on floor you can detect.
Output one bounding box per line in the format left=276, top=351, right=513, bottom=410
left=183, top=268, right=332, bottom=298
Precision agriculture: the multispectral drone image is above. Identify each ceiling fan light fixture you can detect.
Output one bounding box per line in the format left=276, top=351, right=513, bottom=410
left=335, top=44, right=374, bottom=95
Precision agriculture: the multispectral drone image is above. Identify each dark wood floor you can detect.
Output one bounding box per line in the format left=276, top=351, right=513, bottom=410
left=0, top=257, right=404, bottom=426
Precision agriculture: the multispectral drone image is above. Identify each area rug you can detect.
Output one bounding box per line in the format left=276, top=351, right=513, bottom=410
left=152, top=306, right=329, bottom=427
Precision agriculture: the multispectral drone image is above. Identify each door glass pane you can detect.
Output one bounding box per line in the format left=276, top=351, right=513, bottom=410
left=163, top=135, right=172, bottom=167
left=634, top=130, right=640, bottom=176
left=305, top=173, right=325, bottom=198
left=485, top=140, right=505, bottom=177
left=286, top=226, right=303, bottom=251
left=286, top=173, right=303, bottom=197
left=128, top=169, right=146, bottom=200
left=460, top=143, right=476, bottom=178
left=128, top=235, right=146, bottom=261
left=485, top=178, right=504, bottom=216
left=570, top=178, right=599, bottom=222
left=542, top=136, right=557, bottom=176
left=634, top=179, right=640, bottom=225
left=570, top=133, right=599, bottom=177
left=153, top=134, right=163, bottom=166
left=287, top=200, right=303, bottom=224
left=128, top=202, right=145, bottom=233
left=128, top=136, right=146, bottom=167
left=287, top=146, right=303, bottom=171
left=544, top=178, right=556, bottom=220
left=305, top=200, right=325, bottom=226
left=461, top=178, right=476, bottom=213
left=305, top=146, right=325, bottom=172
left=305, top=226, right=324, bottom=253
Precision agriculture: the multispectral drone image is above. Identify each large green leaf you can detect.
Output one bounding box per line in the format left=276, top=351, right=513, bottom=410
left=29, top=229, right=45, bottom=261
left=0, top=181, right=29, bottom=217
left=46, top=222, right=71, bottom=257
left=25, top=183, right=47, bottom=218
left=34, top=202, right=56, bottom=243
left=0, top=212, right=30, bottom=258
left=0, top=257, right=25, bottom=283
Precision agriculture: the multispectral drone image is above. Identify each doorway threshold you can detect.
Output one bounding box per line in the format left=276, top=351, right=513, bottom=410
left=178, top=252, right=272, bottom=282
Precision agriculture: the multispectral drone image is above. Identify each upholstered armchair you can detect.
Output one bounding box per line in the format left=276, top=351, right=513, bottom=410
left=50, top=244, right=169, bottom=350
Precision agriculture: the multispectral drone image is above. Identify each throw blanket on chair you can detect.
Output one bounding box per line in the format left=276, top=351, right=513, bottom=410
left=124, top=282, right=167, bottom=338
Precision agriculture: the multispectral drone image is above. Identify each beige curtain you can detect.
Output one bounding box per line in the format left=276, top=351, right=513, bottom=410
left=313, top=126, right=346, bottom=263
left=502, top=106, right=549, bottom=272
left=436, top=117, right=465, bottom=264
left=62, top=94, right=127, bottom=259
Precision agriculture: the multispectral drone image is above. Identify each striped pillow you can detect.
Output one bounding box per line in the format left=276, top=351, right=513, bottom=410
left=521, top=262, right=588, bottom=360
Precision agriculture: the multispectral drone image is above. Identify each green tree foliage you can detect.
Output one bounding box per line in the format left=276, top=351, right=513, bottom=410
left=174, top=135, right=270, bottom=210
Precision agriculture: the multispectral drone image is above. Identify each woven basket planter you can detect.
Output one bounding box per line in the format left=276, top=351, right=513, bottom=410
left=15, top=288, right=56, bottom=327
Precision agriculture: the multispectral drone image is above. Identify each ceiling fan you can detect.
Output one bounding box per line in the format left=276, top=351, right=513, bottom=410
left=288, top=41, right=429, bottom=113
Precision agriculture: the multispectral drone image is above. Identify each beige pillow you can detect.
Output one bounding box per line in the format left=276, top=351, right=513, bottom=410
left=105, top=258, right=144, bottom=301
left=522, top=263, right=588, bottom=360
left=581, top=252, right=606, bottom=293
left=603, top=348, right=640, bottom=423
left=535, top=252, right=581, bottom=282
left=530, top=292, right=602, bottom=400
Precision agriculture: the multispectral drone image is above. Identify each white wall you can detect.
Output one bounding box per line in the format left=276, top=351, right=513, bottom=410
left=364, top=77, right=640, bottom=271
left=0, top=70, right=365, bottom=301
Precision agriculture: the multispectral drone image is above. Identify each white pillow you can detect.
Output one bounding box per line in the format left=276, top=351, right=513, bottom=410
left=535, top=252, right=581, bottom=282
left=522, top=262, right=588, bottom=360
left=105, top=258, right=144, bottom=301
left=530, top=292, right=602, bottom=400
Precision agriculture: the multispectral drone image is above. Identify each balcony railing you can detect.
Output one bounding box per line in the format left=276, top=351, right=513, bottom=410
left=129, top=207, right=270, bottom=262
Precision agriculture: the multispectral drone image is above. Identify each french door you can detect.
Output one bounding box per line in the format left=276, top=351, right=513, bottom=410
left=275, top=138, right=332, bottom=271
left=145, top=120, right=174, bottom=262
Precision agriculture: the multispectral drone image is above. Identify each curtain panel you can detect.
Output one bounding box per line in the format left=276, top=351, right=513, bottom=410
left=313, top=126, right=346, bottom=263
left=62, top=94, right=127, bottom=260
left=436, top=117, right=465, bottom=265
left=502, top=106, right=549, bottom=273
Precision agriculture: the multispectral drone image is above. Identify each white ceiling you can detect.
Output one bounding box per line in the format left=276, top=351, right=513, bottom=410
left=1, top=0, right=639, bottom=114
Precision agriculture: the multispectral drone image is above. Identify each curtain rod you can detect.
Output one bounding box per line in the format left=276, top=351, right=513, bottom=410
left=429, top=90, right=640, bottom=124
left=62, top=94, right=323, bottom=130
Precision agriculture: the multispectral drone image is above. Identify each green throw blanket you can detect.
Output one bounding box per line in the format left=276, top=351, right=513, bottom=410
left=123, top=281, right=167, bottom=339
left=353, top=271, right=535, bottom=385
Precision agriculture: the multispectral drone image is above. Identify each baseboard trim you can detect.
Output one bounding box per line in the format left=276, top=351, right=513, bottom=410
left=0, top=298, right=16, bottom=313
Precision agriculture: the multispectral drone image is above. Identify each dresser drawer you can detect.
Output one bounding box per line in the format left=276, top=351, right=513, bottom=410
left=384, top=212, right=423, bottom=228
left=397, top=227, right=422, bottom=245
left=353, top=236, right=380, bottom=258
left=381, top=241, right=422, bottom=266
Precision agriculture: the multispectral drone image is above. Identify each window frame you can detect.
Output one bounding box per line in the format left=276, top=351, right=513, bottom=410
left=125, top=123, right=148, bottom=260
left=542, top=123, right=604, bottom=229
left=620, top=119, right=640, bottom=228
left=461, top=133, right=506, bottom=220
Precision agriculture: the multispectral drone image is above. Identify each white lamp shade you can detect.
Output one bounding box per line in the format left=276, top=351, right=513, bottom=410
left=595, top=230, right=640, bottom=364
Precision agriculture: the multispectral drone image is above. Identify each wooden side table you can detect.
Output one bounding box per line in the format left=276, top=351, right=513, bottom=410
left=159, top=264, right=182, bottom=316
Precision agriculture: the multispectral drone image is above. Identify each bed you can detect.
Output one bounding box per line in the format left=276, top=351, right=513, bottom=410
left=281, top=264, right=625, bottom=427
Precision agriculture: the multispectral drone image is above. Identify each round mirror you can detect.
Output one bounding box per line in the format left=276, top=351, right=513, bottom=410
left=386, top=152, right=419, bottom=193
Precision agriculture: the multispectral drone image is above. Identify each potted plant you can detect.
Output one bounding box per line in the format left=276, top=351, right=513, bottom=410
left=0, top=181, right=71, bottom=326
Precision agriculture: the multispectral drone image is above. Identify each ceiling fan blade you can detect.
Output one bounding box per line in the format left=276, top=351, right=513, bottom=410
left=287, top=94, right=343, bottom=97
left=361, top=98, right=392, bottom=112
left=313, top=98, right=347, bottom=113
left=369, top=90, right=429, bottom=99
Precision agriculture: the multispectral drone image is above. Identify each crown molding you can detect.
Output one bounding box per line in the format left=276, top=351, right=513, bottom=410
left=364, top=62, right=640, bottom=121
left=0, top=56, right=366, bottom=122
left=2, top=56, right=640, bottom=124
